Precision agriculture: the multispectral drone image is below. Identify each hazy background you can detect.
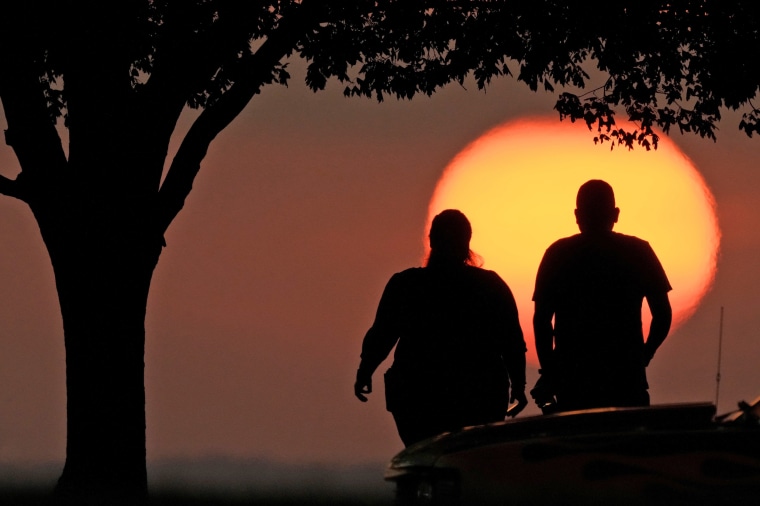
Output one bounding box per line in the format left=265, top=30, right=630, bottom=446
left=0, top=59, right=758, bottom=493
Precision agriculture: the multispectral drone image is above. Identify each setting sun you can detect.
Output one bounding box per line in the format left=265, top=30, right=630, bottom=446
left=427, top=117, right=721, bottom=366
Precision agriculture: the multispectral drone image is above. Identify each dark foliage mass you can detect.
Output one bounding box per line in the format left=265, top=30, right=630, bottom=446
left=0, top=1, right=757, bottom=504
left=300, top=1, right=760, bottom=149
left=2, top=2, right=758, bottom=166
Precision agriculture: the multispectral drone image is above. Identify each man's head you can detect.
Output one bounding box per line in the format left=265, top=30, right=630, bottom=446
left=574, top=180, right=619, bottom=233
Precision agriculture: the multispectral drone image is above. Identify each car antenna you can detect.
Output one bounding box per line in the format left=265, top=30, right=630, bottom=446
left=714, top=306, right=725, bottom=410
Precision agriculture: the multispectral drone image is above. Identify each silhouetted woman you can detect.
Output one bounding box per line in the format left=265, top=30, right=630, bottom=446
left=354, top=210, right=527, bottom=447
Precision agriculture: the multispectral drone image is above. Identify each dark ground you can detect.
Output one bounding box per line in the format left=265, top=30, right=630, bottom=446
left=0, top=488, right=392, bottom=506
left=0, top=460, right=394, bottom=505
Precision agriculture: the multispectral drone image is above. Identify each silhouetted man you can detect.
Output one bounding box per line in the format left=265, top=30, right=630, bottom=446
left=532, top=180, right=672, bottom=412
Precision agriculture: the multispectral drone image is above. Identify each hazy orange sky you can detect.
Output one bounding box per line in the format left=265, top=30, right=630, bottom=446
left=0, top=59, right=758, bottom=472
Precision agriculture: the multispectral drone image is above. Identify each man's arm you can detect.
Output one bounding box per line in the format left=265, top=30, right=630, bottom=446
left=643, top=291, right=672, bottom=366
left=530, top=300, right=560, bottom=412
left=533, top=300, right=555, bottom=372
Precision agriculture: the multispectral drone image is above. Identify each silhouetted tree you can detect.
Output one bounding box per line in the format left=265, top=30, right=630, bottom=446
left=0, top=1, right=757, bottom=503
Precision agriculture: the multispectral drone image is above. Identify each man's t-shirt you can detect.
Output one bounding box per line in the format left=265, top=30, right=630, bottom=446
left=533, top=231, right=672, bottom=391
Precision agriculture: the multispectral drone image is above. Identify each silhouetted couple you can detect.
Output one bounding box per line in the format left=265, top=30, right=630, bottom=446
left=355, top=180, right=672, bottom=446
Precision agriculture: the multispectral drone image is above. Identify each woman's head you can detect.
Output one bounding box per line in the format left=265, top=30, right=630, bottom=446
left=427, top=209, right=480, bottom=266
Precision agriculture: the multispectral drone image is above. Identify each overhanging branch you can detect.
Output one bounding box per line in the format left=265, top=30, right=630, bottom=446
left=156, top=2, right=318, bottom=235
left=0, top=173, right=24, bottom=201
left=0, top=49, right=67, bottom=202
left=156, top=57, right=278, bottom=235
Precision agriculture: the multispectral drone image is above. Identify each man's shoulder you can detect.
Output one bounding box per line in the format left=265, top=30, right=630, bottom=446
left=609, top=232, right=658, bottom=257
left=549, top=232, right=651, bottom=249
left=544, top=233, right=584, bottom=253
left=541, top=232, right=657, bottom=266
left=611, top=231, right=651, bottom=246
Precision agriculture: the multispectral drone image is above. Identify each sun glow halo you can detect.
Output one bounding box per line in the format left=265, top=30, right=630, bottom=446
left=427, top=118, right=720, bottom=366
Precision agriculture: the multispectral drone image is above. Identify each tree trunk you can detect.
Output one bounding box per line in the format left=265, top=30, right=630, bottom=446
left=45, top=211, right=162, bottom=505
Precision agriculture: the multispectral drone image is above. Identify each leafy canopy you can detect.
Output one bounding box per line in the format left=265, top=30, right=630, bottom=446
left=4, top=1, right=760, bottom=155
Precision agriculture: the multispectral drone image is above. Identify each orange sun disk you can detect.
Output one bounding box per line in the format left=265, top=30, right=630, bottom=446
left=427, top=117, right=720, bottom=367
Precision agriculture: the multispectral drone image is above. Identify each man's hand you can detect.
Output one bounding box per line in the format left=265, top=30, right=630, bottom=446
left=507, top=389, right=528, bottom=417
left=354, top=369, right=372, bottom=402
left=530, top=371, right=559, bottom=414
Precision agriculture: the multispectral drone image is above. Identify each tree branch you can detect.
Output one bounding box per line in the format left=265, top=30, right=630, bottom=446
left=156, top=2, right=318, bottom=234
left=0, top=56, right=67, bottom=205
left=0, top=173, right=24, bottom=200
left=155, top=59, right=276, bottom=235
left=141, top=1, right=275, bottom=147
